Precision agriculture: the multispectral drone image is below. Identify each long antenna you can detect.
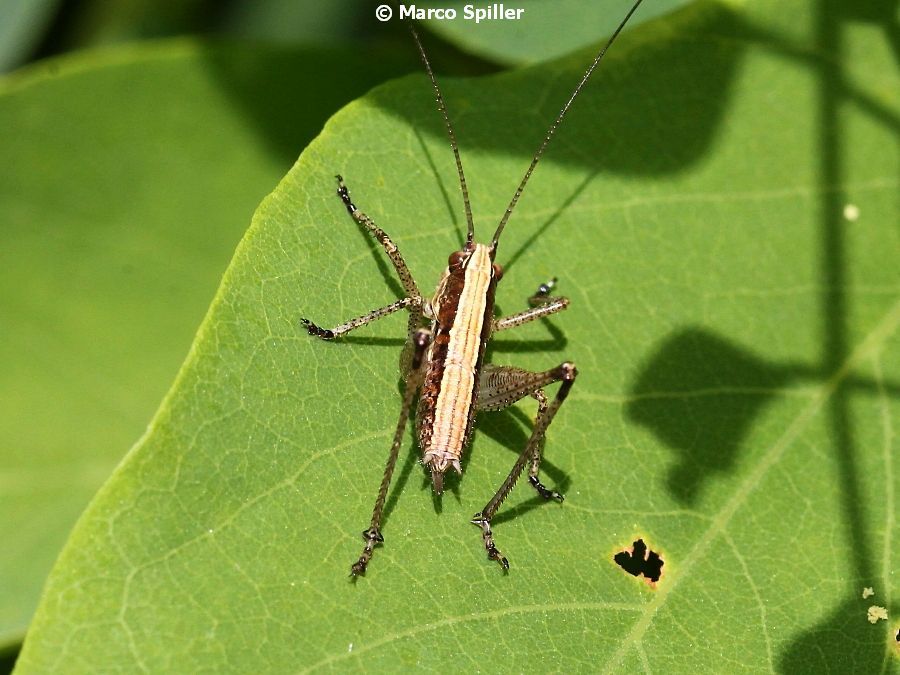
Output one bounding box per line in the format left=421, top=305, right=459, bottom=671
left=409, top=24, right=476, bottom=245
left=491, top=0, right=644, bottom=251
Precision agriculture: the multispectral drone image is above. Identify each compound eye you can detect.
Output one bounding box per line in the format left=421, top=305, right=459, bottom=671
left=448, top=250, right=467, bottom=270
left=492, top=263, right=504, bottom=281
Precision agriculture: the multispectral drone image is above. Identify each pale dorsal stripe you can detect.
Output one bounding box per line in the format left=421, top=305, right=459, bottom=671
left=430, top=244, right=492, bottom=464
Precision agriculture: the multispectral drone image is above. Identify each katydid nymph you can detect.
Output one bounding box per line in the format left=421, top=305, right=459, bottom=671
left=300, top=0, right=645, bottom=576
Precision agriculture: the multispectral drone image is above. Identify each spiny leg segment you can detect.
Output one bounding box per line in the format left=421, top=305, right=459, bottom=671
left=300, top=176, right=432, bottom=576
left=336, top=175, right=421, bottom=300
left=352, top=328, right=431, bottom=576
left=473, top=360, right=577, bottom=569
left=301, top=296, right=419, bottom=340
left=525, top=390, right=564, bottom=501
left=300, top=176, right=425, bottom=344
left=494, top=277, right=570, bottom=332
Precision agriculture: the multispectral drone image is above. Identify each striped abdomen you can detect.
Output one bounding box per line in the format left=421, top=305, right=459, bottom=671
left=417, top=243, right=499, bottom=492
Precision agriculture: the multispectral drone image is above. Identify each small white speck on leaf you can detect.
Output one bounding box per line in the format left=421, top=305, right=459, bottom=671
left=348, top=643, right=353, bottom=653
left=867, top=605, right=888, bottom=624
left=843, top=203, right=860, bottom=221
left=862, top=586, right=874, bottom=599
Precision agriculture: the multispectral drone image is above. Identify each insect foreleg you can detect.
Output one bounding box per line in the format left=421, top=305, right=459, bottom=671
left=351, top=327, right=432, bottom=577
left=493, top=278, right=569, bottom=332
left=335, top=175, right=421, bottom=299
left=472, top=361, right=577, bottom=569
left=302, top=177, right=429, bottom=341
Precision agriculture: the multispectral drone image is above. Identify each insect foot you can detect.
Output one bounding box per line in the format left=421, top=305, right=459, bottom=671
left=299, top=318, right=335, bottom=340
left=534, top=277, right=557, bottom=300
left=528, top=475, right=565, bottom=502
left=350, top=527, right=384, bottom=577
left=334, top=174, right=357, bottom=215
left=471, top=513, right=510, bottom=571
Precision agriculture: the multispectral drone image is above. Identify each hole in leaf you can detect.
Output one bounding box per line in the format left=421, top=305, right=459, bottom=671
left=614, top=538, right=664, bottom=587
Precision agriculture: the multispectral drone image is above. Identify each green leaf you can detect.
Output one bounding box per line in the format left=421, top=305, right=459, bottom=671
left=16, top=1, right=900, bottom=672
left=0, top=39, right=414, bottom=647
left=424, top=0, right=692, bottom=65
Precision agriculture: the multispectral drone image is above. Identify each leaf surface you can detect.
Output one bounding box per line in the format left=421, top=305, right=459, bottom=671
left=15, top=1, right=900, bottom=672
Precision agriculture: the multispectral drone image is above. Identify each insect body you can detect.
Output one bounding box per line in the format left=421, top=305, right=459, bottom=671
left=300, top=0, right=644, bottom=576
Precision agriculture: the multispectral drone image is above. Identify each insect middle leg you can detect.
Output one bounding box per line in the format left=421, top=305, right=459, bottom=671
left=301, top=296, right=420, bottom=340
left=471, top=361, right=577, bottom=569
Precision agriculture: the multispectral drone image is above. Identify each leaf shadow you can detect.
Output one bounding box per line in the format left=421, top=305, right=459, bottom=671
left=413, top=126, right=468, bottom=248
left=201, top=44, right=419, bottom=168
left=368, top=1, right=744, bottom=187
left=628, top=326, right=900, bottom=509
left=627, top=328, right=793, bottom=507
left=773, top=0, right=900, bottom=669
left=488, top=317, right=568, bottom=354
left=381, top=433, right=423, bottom=524
left=624, top=0, right=900, bottom=666
left=337, top=336, right=407, bottom=348
left=778, top=597, right=898, bottom=672
left=0, top=644, right=18, bottom=675
left=502, top=170, right=597, bottom=273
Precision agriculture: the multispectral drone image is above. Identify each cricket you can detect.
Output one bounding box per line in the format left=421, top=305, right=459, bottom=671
left=301, top=0, right=644, bottom=576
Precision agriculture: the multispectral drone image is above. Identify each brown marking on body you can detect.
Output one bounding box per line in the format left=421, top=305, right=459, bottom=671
left=416, top=257, right=465, bottom=461
left=418, top=244, right=497, bottom=491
